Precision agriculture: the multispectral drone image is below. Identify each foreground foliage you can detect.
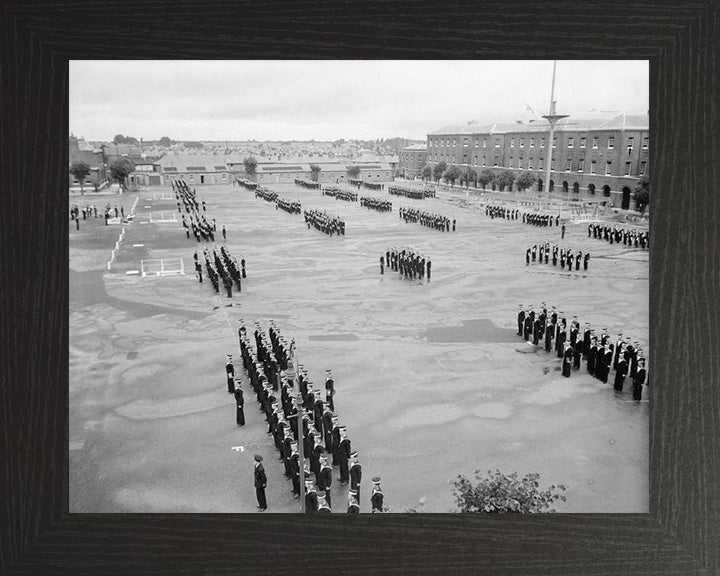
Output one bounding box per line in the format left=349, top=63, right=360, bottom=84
left=453, top=469, right=567, bottom=513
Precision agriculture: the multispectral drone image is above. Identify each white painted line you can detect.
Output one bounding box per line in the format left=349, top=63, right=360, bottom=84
left=144, top=205, right=152, bottom=208
left=125, top=270, right=140, bottom=275
left=140, top=222, right=149, bottom=224
left=132, top=244, right=144, bottom=247
left=231, top=446, right=244, bottom=452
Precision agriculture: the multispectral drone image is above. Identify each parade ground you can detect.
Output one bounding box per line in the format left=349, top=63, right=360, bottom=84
left=69, top=182, right=649, bottom=513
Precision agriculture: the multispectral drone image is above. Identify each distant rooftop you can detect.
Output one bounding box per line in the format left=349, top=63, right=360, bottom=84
left=429, top=114, right=649, bottom=136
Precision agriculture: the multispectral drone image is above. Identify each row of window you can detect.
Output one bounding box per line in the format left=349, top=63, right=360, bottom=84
left=429, top=135, right=649, bottom=151
left=184, top=173, right=228, bottom=181
left=430, top=155, right=647, bottom=175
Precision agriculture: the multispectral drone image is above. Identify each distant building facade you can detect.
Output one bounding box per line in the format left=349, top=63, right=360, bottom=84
left=426, top=114, right=649, bottom=209
left=398, top=144, right=428, bottom=178
left=128, top=158, right=163, bottom=187
left=69, top=135, right=107, bottom=189
left=225, top=160, right=393, bottom=184
left=156, top=156, right=233, bottom=186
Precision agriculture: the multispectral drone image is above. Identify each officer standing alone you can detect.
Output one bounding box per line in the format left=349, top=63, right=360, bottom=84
left=254, top=455, right=267, bottom=511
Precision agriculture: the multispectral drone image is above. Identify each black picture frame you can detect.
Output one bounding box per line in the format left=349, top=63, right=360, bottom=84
left=2, top=1, right=719, bottom=574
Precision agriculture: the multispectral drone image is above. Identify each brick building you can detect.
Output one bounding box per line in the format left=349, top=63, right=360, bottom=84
left=69, top=135, right=107, bottom=190
left=128, top=158, right=163, bottom=187
left=426, top=114, right=649, bottom=209
left=156, top=155, right=233, bottom=186
left=398, top=144, right=427, bottom=178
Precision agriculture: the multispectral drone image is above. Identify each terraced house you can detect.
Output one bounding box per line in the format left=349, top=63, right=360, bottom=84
left=426, top=114, right=649, bottom=210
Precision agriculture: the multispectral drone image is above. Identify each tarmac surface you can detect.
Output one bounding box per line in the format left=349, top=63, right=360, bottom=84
left=69, top=183, right=649, bottom=513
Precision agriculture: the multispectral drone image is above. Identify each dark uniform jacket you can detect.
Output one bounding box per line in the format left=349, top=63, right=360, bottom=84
left=254, top=463, right=267, bottom=489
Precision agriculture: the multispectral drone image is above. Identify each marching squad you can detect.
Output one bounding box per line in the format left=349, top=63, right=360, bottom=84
left=380, top=247, right=431, bottom=281
left=515, top=304, right=648, bottom=400
left=236, top=178, right=258, bottom=190
left=255, top=187, right=279, bottom=203
left=303, top=208, right=346, bottom=236
left=233, top=320, right=385, bottom=513
left=485, top=203, right=561, bottom=227
left=194, top=245, right=247, bottom=297
left=276, top=197, right=302, bottom=214
left=399, top=206, right=456, bottom=232
left=388, top=184, right=435, bottom=199
left=295, top=178, right=321, bottom=190
left=171, top=180, right=221, bottom=243
left=525, top=242, right=590, bottom=271
left=485, top=204, right=520, bottom=220
left=359, top=196, right=392, bottom=212
left=587, top=223, right=649, bottom=249
left=322, top=186, right=358, bottom=202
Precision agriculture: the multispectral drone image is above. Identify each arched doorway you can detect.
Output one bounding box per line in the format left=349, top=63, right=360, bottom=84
left=549, top=179, right=555, bottom=193
left=562, top=180, right=569, bottom=193
left=603, top=185, right=611, bottom=197
left=537, top=179, right=543, bottom=192
left=588, top=183, right=596, bottom=195
left=622, top=186, right=632, bottom=210
left=573, top=182, right=580, bottom=194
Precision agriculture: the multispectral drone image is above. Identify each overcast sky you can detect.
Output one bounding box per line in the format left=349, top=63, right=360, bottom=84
left=70, top=60, right=648, bottom=142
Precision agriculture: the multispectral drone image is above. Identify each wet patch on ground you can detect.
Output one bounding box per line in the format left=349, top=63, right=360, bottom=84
left=423, top=318, right=518, bottom=343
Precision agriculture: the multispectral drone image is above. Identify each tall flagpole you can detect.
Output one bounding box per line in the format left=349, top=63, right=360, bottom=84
left=541, top=61, right=569, bottom=212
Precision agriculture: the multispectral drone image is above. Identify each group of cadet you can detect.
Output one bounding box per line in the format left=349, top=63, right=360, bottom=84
left=70, top=203, right=124, bottom=229
left=194, top=245, right=246, bottom=297
left=276, top=197, right=302, bottom=214
left=516, top=304, right=648, bottom=400
left=381, top=247, right=431, bottom=280
left=388, top=185, right=435, bottom=199
left=303, top=209, right=346, bottom=236
left=295, top=178, right=320, bottom=190
left=588, top=224, right=649, bottom=249
left=399, top=207, right=456, bottom=232
left=172, top=179, right=204, bottom=214
left=485, top=204, right=520, bottom=220
left=182, top=212, right=217, bottom=243
left=323, top=187, right=358, bottom=202
left=525, top=243, right=590, bottom=271
left=235, top=321, right=384, bottom=513
left=522, top=210, right=561, bottom=227
left=359, top=196, right=392, bottom=212
left=363, top=182, right=383, bottom=191
left=255, top=187, right=279, bottom=203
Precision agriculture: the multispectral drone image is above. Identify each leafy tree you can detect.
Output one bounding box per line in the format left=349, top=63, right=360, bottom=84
left=309, top=164, right=321, bottom=182
left=347, top=165, right=361, bottom=178
left=69, top=161, right=91, bottom=195
left=453, top=469, right=567, bottom=513
left=515, top=171, right=537, bottom=192
left=461, top=167, right=477, bottom=188
left=109, top=158, right=135, bottom=190
left=420, top=165, right=432, bottom=181
left=443, top=165, right=462, bottom=187
left=634, top=174, right=649, bottom=213
left=243, top=156, right=258, bottom=178
left=113, top=134, right=139, bottom=145
left=184, top=141, right=203, bottom=149
left=495, top=170, right=516, bottom=192
left=477, top=168, right=496, bottom=191
left=158, top=136, right=173, bottom=147
left=432, top=161, right=447, bottom=183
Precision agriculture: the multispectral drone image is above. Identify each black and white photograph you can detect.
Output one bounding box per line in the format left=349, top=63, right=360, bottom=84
left=69, top=60, right=650, bottom=514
